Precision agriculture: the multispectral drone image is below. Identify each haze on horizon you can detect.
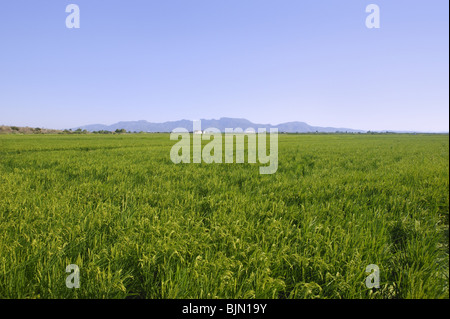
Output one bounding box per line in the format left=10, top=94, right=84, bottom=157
left=0, top=1, right=448, bottom=132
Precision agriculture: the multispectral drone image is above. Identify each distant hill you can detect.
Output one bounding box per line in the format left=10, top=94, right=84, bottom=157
left=73, top=118, right=366, bottom=133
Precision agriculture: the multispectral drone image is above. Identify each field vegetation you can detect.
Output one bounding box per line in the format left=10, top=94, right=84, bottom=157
left=0, top=133, right=448, bottom=298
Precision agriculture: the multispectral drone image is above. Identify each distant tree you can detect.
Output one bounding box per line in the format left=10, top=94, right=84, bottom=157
left=11, top=126, right=19, bottom=131
left=115, top=128, right=127, bottom=134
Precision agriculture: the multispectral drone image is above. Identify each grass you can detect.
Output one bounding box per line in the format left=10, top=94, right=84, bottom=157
left=0, top=133, right=448, bottom=299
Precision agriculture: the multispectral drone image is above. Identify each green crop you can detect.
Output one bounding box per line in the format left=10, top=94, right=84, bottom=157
left=0, top=133, right=448, bottom=299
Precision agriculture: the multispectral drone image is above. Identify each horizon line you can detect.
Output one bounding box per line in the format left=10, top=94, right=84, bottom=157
left=2, top=117, right=449, bottom=134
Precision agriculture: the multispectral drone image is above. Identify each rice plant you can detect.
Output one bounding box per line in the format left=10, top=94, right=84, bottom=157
left=0, top=133, right=448, bottom=299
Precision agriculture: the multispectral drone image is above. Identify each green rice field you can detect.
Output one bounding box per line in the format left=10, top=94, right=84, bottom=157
left=0, top=133, right=448, bottom=299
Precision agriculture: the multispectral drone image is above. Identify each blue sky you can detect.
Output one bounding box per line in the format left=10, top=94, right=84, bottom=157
left=0, top=1, right=448, bottom=132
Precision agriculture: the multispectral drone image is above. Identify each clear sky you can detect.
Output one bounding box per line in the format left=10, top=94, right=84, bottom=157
left=0, top=1, right=448, bottom=132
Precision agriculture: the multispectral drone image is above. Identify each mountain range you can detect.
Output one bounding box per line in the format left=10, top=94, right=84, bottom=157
left=73, top=118, right=366, bottom=133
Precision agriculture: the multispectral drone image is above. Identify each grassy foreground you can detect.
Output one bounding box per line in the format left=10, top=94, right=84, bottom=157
left=0, top=133, right=448, bottom=299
